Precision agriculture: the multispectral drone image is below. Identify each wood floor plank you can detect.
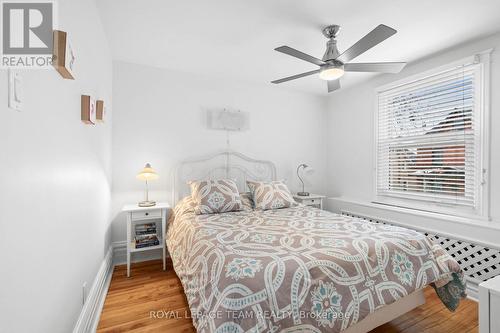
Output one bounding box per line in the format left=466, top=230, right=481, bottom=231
left=97, top=260, right=478, bottom=333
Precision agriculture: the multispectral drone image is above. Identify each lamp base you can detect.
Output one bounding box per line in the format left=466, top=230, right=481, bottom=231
left=138, top=200, right=156, bottom=207
left=297, top=192, right=310, bottom=196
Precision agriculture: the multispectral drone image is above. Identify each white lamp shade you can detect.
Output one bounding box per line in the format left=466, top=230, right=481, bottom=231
left=136, top=163, right=159, bottom=181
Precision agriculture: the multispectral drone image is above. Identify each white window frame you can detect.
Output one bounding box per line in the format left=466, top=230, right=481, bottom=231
left=373, top=50, right=492, bottom=220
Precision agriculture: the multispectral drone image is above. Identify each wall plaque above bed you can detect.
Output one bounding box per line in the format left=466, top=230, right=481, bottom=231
left=207, top=109, right=249, bottom=131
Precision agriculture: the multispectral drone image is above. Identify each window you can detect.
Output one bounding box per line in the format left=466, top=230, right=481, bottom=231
left=375, top=53, right=490, bottom=218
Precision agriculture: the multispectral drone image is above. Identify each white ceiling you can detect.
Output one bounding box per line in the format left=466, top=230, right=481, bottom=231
left=97, top=0, right=500, bottom=95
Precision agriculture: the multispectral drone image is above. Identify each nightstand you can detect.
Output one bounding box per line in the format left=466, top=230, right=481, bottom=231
left=293, top=194, right=325, bottom=209
left=122, top=202, right=170, bottom=277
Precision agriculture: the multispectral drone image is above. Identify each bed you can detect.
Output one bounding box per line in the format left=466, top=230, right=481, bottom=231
left=166, top=150, right=466, bottom=333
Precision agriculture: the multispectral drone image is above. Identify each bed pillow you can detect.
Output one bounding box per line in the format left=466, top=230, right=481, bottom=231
left=189, top=179, right=243, bottom=215
left=247, top=180, right=297, bottom=210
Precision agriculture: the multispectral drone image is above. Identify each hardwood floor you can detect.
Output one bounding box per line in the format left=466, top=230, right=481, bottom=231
left=97, top=260, right=478, bottom=333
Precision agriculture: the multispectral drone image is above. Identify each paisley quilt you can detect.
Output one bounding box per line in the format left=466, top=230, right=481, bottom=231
left=166, top=197, right=466, bottom=333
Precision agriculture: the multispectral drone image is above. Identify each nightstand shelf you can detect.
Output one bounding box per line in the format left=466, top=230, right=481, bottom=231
left=293, top=194, right=325, bottom=209
left=123, top=202, right=170, bottom=277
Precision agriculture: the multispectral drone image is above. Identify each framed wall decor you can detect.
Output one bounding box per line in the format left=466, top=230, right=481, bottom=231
left=81, top=95, right=96, bottom=124
left=96, top=100, right=105, bottom=123
left=52, top=30, right=76, bottom=79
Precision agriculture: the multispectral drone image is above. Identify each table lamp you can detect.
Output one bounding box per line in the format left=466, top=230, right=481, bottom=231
left=137, top=163, right=159, bottom=207
left=296, top=163, right=315, bottom=196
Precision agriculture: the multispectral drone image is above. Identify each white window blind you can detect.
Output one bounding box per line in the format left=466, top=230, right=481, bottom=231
left=376, top=56, right=487, bottom=216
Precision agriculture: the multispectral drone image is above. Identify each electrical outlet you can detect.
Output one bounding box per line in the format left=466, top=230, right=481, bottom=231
left=82, top=282, right=87, bottom=305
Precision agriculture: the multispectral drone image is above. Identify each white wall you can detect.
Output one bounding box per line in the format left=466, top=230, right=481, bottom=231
left=325, top=33, right=500, bottom=245
left=111, top=61, right=327, bottom=243
left=0, top=1, right=112, bottom=332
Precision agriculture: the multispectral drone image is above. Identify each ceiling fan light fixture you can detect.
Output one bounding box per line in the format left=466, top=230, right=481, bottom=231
left=319, top=66, right=344, bottom=81
left=271, top=24, right=406, bottom=92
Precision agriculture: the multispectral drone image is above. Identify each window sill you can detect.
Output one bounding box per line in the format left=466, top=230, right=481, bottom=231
left=371, top=200, right=491, bottom=225
left=328, top=196, right=498, bottom=229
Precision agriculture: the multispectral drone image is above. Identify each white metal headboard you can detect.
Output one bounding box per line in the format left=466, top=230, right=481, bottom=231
left=173, top=150, right=277, bottom=204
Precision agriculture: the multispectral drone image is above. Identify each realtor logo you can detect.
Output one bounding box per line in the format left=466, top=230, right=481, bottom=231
left=1, top=1, right=54, bottom=67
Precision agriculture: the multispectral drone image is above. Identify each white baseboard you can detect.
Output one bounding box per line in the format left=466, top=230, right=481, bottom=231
left=73, top=246, right=114, bottom=333
left=112, top=240, right=162, bottom=265
left=71, top=241, right=160, bottom=333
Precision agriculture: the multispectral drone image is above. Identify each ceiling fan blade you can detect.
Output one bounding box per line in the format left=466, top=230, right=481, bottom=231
left=344, top=62, right=406, bottom=73
left=327, top=79, right=341, bottom=93
left=271, top=69, right=320, bottom=84
left=336, top=24, right=397, bottom=63
left=275, top=46, right=325, bottom=66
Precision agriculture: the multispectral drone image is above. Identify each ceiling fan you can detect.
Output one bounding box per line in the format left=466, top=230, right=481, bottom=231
left=271, top=24, right=407, bottom=93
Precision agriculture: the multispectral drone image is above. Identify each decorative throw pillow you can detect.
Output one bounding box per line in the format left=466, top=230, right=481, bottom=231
left=247, top=180, right=297, bottom=210
left=189, top=179, right=243, bottom=215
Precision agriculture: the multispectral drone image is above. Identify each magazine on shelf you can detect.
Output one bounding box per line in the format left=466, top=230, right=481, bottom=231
left=135, top=229, right=157, bottom=235
left=135, top=234, right=158, bottom=242
left=135, top=222, right=157, bottom=235
left=134, top=234, right=160, bottom=248
left=135, top=240, right=159, bottom=248
left=135, top=222, right=156, bottom=230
